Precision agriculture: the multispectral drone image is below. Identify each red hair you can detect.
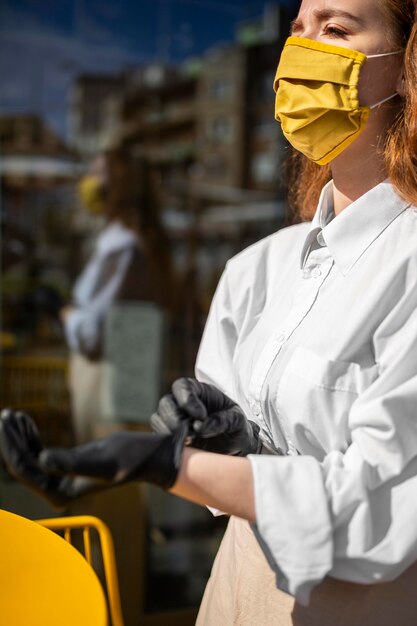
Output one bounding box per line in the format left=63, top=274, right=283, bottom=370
left=384, top=0, right=417, bottom=207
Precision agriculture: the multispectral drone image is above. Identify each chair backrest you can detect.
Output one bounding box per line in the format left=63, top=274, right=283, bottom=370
left=37, top=515, right=124, bottom=626
left=0, top=508, right=107, bottom=626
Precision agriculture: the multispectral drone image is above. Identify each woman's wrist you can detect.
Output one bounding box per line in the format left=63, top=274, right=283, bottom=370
left=170, top=447, right=256, bottom=522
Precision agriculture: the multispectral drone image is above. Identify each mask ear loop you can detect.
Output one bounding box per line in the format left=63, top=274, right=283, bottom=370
left=367, top=50, right=403, bottom=59
left=370, top=92, right=399, bottom=109
left=367, top=50, right=403, bottom=109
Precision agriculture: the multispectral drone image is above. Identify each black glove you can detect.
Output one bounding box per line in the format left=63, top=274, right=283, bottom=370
left=151, top=377, right=261, bottom=456
left=0, top=408, right=188, bottom=508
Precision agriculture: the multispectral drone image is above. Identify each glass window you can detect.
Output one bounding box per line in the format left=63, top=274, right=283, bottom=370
left=209, top=77, right=233, bottom=100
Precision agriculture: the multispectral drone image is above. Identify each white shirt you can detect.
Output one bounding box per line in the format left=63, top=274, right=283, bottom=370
left=196, top=180, right=417, bottom=604
left=64, top=221, right=138, bottom=356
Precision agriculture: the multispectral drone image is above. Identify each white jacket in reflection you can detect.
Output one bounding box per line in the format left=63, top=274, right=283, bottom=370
left=196, top=180, right=417, bottom=603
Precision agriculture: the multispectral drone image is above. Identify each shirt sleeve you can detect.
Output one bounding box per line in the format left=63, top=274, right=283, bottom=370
left=195, top=265, right=240, bottom=517
left=195, top=265, right=238, bottom=395
left=248, top=277, right=417, bottom=604
left=64, top=248, right=134, bottom=359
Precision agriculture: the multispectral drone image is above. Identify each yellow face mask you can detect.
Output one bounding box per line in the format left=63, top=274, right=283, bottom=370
left=78, top=176, right=105, bottom=215
left=274, top=37, right=399, bottom=165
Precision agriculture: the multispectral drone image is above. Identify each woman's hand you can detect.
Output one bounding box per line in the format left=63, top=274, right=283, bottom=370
left=0, top=408, right=188, bottom=507
left=151, top=378, right=260, bottom=456
left=59, top=305, right=75, bottom=323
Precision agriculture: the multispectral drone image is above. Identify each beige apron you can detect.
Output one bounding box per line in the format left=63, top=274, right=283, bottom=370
left=197, top=516, right=417, bottom=626
left=69, top=352, right=128, bottom=443
left=69, top=352, right=103, bottom=443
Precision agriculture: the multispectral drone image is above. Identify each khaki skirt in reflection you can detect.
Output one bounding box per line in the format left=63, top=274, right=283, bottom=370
left=197, top=516, right=417, bottom=626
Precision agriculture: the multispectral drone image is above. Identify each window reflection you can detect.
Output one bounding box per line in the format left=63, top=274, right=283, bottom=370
left=0, top=3, right=298, bottom=622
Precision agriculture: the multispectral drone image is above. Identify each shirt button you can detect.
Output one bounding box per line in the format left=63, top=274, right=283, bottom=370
left=302, top=269, right=310, bottom=279
left=312, top=267, right=322, bottom=278
left=276, top=332, right=286, bottom=344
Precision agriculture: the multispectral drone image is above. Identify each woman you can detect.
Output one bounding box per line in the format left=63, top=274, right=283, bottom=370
left=62, top=149, right=174, bottom=441
left=1, top=0, right=417, bottom=623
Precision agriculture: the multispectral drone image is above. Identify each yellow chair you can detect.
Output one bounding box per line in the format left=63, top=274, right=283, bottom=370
left=0, top=508, right=107, bottom=626
left=37, top=515, right=124, bottom=626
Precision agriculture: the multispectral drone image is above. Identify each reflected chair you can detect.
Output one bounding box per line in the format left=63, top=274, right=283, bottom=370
left=37, top=515, right=124, bottom=626
left=0, top=355, right=73, bottom=446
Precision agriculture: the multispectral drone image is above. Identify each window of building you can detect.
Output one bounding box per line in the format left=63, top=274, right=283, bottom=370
left=209, top=77, right=233, bottom=101
left=251, top=150, right=278, bottom=184
left=207, top=116, right=233, bottom=144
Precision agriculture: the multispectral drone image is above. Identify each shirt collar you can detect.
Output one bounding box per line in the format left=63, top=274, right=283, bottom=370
left=300, top=180, right=333, bottom=268
left=300, top=180, right=411, bottom=275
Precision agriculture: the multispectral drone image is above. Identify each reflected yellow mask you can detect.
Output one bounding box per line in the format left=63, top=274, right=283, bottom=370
left=78, top=176, right=105, bottom=215
left=274, top=37, right=397, bottom=165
